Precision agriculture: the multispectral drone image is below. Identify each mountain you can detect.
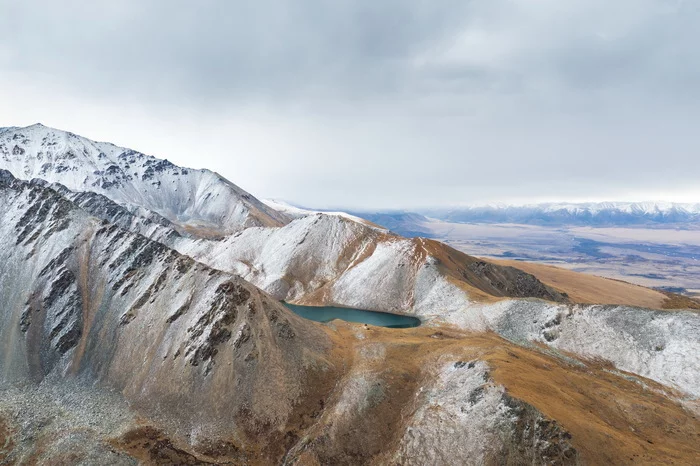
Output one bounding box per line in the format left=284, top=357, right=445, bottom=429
left=425, top=202, right=700, bottom=226
left=0, top=170, right=339, bottom=463
left=178, top=212, right=568, bottom=314
left=1, top=125, right=699, bottom=464
left=0, top=125, right=569, bottom=316
left=2, top=170, right=698, bottom=464
left=0, top=124, right=289, bottom=236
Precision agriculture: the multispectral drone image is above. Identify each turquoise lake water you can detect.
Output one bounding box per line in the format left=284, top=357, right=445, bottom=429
left=283, top=303, right=421, bottom=328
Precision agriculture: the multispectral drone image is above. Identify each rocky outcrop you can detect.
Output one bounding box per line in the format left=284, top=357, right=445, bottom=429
left=441, top=299, right=700, bottom=398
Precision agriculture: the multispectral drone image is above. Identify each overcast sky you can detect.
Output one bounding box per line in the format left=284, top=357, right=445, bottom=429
left=1, top=0, right=699, bottom=209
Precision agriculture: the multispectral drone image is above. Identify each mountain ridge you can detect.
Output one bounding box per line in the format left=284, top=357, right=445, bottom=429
left=0, top=123, right=290, bottom=236
left=426, top=201, right=700, bottom=226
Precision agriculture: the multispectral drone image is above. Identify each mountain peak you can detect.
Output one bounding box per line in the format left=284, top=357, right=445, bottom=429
left=0, top=124, right=290, bottom=235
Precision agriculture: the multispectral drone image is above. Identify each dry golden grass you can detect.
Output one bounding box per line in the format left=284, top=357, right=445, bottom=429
left=488, top=259, right=683, bottom=309
left=325, top=324, right=700, bottom=465
left=661, top=291, right=700, bottom=310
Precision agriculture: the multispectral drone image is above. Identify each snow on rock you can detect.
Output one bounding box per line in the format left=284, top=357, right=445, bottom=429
left=393, top=360, right=513, bottom=464
left=392, top=360, right=578, bottom=465
left=179, top=213, right=383, bottom=299
left=412, top=259, right=474, bottom=320
left=0, top=170, right=334, bottom=445
left=178, top=215, right=479, bottom=315
left=328, top=238, right=422, bottom=312
left=0, top=124, right=289, bottom=235
left=440, top=299, right=700, bottom=398
left=262, top=198, right=380, bottom=227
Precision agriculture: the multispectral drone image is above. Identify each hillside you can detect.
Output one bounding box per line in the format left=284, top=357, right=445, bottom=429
left=490, top=258, right=700, bottom=310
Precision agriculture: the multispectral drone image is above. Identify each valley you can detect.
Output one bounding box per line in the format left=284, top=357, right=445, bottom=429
left=350, top=211, right=700, bottom=300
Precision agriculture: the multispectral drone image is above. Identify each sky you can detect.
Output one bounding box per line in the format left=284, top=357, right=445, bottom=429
left=1, top=0, right=699, bottom=209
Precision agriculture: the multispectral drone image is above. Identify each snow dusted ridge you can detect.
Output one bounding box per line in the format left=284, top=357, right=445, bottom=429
left=392, top=360, right=577, bottom=465
left=0, top=169, right=333, bottom=440
left=178, top=213, right=423, bottom=310
left=427, top=201, right=700, bottom=226
left=262, top=198, right=381, bottom=227
left=176, top=213, right=564, bottom=314
left=440, top=299, right=700, bottom=398
left=0, top=124, right=289, bottom=236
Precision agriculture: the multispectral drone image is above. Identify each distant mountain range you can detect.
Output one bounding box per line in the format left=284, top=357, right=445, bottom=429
left=424, top=202, right=700, bottom=227
left=337, top=202, right=700, bottom=236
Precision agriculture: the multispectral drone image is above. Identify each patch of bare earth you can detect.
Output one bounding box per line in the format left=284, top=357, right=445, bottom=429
left=0, top=417, right=13, bottom=463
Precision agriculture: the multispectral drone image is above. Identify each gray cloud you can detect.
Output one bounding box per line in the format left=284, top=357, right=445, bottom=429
left=1, top=0, right=699, bottom=208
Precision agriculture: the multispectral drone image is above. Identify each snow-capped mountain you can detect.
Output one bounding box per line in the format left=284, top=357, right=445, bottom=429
left=0, top=124, right=289, bottom=236
left=426, top=201, right=700, bottom=226
left=0, top=124, right=567, bottom=315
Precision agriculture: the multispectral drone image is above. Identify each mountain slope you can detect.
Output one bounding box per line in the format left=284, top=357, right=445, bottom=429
left=0, top=124, right=289, bottom=236
left=0, top=169, right=337, bottom=462
left=179, top=213, right=567, bottom=314
left=491, top=258, right=700, bottom=310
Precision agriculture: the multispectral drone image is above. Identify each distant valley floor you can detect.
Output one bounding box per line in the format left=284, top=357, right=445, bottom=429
left=410, top=221, right=700, bottom=299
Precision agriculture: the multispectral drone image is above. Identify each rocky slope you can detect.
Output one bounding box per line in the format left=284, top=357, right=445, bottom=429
left=0, top=170, right=336, bottom=462
left=0, top=124, right=289, bottom=236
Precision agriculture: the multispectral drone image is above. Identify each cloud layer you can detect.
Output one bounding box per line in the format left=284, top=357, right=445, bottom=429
left=1, top=0, right=699, bottom=208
